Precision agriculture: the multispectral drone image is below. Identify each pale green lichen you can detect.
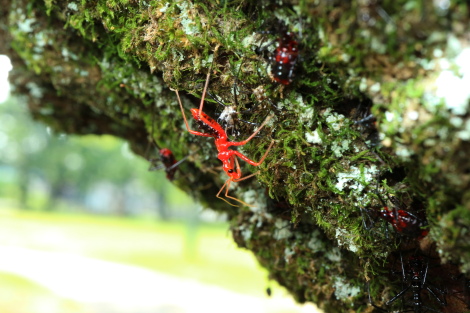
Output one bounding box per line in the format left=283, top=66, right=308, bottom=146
left=325, top=247, right=341, bottom=263
left=305, top=129, right=322, bottom=144
left=335, top=228, right=359, bottom=253
left=177, top=2, right=201, bottom=36
left=307, top=230, right=326, bottom=253
left=274, top=219, right=292, bottom=240
left=67, top=2, right=78, bottom=11
left=334, top=165, right=378, bottom=193
left=25, top=82, right=44, bottom=99
left=434, top=47, right=470, bottom=116
left=333, top=276, right=361, bottom=301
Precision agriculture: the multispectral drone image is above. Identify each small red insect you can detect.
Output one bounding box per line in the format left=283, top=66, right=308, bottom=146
left=258, top=24, right=300, bottom=85
left=373, top=190, right=429, bottom=240
left=271, top=31, right=299, bottom=85
left=158, top=148, right=178, bottom=181
left=379, top=206, right=429, bottom=240
left=149, top=147, right=187, bottom=181
left=362, top=179, right=429, bottom=241
left=173, top=71, right=275, bottom=207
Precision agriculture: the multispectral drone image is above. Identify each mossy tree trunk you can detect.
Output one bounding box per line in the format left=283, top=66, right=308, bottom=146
left=1, top=0, right=470, bottom=312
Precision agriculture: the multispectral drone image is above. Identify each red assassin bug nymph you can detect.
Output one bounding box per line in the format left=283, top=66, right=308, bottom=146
left=173, top=71, right=275, bottom=207
left=148, top=147, right=188, bottom=181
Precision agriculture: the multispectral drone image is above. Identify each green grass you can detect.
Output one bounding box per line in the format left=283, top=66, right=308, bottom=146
left=0, top=208, right=274, bottom=296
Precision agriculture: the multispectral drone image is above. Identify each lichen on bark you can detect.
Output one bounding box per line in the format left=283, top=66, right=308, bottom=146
left=1, top=0, right=470, bottom=312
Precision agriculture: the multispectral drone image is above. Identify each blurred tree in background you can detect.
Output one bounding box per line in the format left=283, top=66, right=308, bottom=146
left=0, top=95, right=194, bottom=218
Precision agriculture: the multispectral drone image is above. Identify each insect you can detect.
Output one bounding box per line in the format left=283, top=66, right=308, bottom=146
left=364, top=199, right=429, bottom=240
left=362, top=181, right=429, bottom=240
left=354, top=113, right=377, bottom=132
left=149, top=147, right=187, bottom=181
left=353, top=100, right=382, bottom=148
left=379, top=205, right=429, bottom=240
left=270, top=30, right=299, bottom=85
left=146, top=94, right=187, bottom=181
left=258, top=23, right=300, bottom=85
left=369, top=253, right=446, bottom=312
left=374, top=191, right=429, bottom=240
left=266, top=287, right=272, bottom=297
left=173, top=71, right=275, bottom=207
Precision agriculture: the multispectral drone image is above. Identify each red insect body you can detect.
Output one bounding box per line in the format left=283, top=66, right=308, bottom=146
left=148, top=147, right=186, bottom=181
left=379, top=206, right=429, bottom=240
left=271, top=32, right=299, bottom=85
left=159, top=148, right=178, bottom=180
left=174, top=72, right=274, bottom=206
left=190, top=108, right=223, bottom=139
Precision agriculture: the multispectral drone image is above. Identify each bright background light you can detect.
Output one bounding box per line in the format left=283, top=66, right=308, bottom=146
left=0, top=55, right=12, bottom=103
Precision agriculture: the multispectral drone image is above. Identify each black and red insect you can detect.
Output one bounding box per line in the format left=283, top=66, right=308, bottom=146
left=158, top=148, right=178, bottom=180
left=368, top=253, right=446, bottom=312
left=270, top=30, right=299, bottom=85
left=379, top=204, right=429, bottom=240
left=149, top=147, right=187, bottom=181
left=258, top=22, right=300, bottom=85
left=362, top=184, right=429, bottom=240
left=353, top=100, right=381, bottom=148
